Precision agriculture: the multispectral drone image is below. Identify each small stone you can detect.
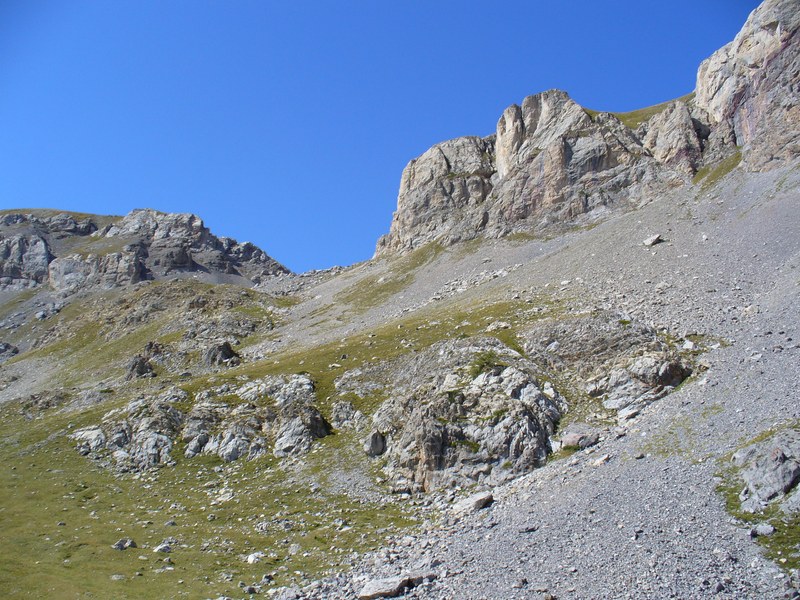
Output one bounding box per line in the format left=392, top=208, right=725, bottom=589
left=592, top=454, right=610, bottom=466
left=643, top=234, right=663, bottom=246
left=153, top=543, right=171, bottom=553
left=112, top=538, right=137, bottom=550
left=750, top=523, right=775, bottom=537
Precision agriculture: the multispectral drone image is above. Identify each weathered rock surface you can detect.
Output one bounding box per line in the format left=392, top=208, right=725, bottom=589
left=0, top=209, right=288, bottom=292
left=639, top=101, right=704, bottom=174
left=452, top=490, right=494, bottom=515
left=0, top=342, right=19, bottom=363
left=71, top=375, right=330, bottom=471
left=376, top=0, right=800, bottom=256
left=733, top=428, right=800, bottom=513
left=347, top=337, right=567, bottom=492
left=203, top=341, right=241, bottom=367
left=376, top=90, right=679, bottom=256
left=695, top=0, right=800, bottom=168
left=521, top=311, right=692, bottom=416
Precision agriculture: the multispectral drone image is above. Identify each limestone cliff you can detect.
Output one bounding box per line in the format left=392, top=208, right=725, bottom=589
left=376, top=0, right=800, bottom=256
left=0, top=209, right=288, bottom=293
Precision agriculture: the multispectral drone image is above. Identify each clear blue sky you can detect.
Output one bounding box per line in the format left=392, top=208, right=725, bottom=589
left=0, top=1, right=760, bottom=272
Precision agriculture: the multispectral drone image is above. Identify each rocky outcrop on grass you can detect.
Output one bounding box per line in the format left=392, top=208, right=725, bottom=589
left=70, top=376, right=330, bottom=472
left=344, top=337, right=566, bottom=492
left=732, top=427, right=800, bottom=514
left=520, top=311, right=692, bottom=418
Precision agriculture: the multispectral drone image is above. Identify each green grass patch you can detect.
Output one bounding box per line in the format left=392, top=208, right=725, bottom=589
left=0, top=395, right=417, bottom=599
left=639, top=418, right=697, bottom=459
left=468, top=350, right=507, bottom=379
left=585, top=92, right=695, bottom=129
left=334, top=243, right=443, bottom=313
left=718, top=466, right=800, bottom=572
left=693, top=149, right=742, bottom=187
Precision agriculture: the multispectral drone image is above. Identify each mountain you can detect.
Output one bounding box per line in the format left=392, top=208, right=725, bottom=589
left=376, top=0, right=800, bottom=256
left=0, top=1, right=798, bottom=598
left=0, top=208, right=288, bottom=293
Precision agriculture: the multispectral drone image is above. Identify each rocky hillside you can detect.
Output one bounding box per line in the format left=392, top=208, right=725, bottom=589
left=0, top=208, right=288, bottom=293
left=0, top=1, right=799, bottom=599
left=376, top=0, right=800, bottom=256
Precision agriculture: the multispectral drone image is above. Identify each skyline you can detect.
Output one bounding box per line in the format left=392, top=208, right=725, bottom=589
left=0, top=1, right=760, bottom=272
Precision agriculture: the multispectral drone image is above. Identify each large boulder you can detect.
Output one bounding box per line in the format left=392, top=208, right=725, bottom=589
left=361, top=338, right=566, bottom=492
left=733, top=429, right=800, bottom=514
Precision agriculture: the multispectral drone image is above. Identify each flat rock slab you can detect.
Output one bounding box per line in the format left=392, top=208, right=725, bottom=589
left=356, top=570, right=437, bottom=599
left=643, top=234, right=663, bottom=246
left=453, top=490, right=494, bottom=515
left=357, top=576, right=411, bottom=599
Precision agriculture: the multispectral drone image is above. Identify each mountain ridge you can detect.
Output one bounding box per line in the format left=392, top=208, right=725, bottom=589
left=376, top=0, right=799, bottom=258
left=0, top=1, right=799, bottom=598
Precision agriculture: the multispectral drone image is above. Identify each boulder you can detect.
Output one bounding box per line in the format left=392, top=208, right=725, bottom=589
left=357, top=576, right=412, bottom=600
left=733, top=429, right=800, bottom=513
left=453, top=490, right=494, bottom=515
left=204, top=342, right=241, bottom=367
left=126, top=355, right=155, bottom=380
left=363, top=430, right=386, bottom=457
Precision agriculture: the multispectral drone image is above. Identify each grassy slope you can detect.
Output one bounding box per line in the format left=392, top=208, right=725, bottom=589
left=0, top=264, right=582, bottom=597
left=584, top=92, right=696, bottom=129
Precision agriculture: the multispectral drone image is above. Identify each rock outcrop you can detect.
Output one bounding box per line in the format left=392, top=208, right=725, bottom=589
left=339, top=337, right=567, bottom=492
left=0, top=209, right=288, bottom=292
left=376, top=0, right=800, bottom=256
left=694, top=0, right=800, bottom=168
left=71, top=375, right=330, bottom=472
left=732, top=428, right=800, bottom=514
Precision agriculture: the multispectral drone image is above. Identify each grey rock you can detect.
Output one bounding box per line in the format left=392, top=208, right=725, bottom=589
left=71, top=426, right=107, bottom=455
left=561, top=427, right=600, bottom=450
left=643, top=234, right=663, bottom=246
left=0, top=208, right=288, bottom=292
left=733, top=428, right=800, bottom=513
left=111, top=538, right=137, bottom=550
left=0, top=342, right=19, bottom=363
left=376, top=89, right=682, bottom=257
left=0, top=234, right=51, bottom=287
left=204, top=341, right=241, bottom=367
left=640, top=101, right=703, bottom=174
left=750, top=523, right=776, bottom=537
left=695, top=0, right=800, bottom=168
left=370, top=337, right=566, bottom=491
left=453, top=490, right=494, bottom=514
left=126, top=355, right=155, bottom=380
left=330, top=400, right=367, bottom=430
left=357, top=576, right=412, bottom=600
left=363, top=430, right=386, bottom=457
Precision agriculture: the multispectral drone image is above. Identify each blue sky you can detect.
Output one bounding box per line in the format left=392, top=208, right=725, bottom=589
left=1, top=1, right=759, bottom=272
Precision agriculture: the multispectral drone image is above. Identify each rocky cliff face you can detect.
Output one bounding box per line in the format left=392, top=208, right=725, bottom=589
left=376, top=0, right=800, bottom=256
left=0, top=209, right=288, bottom=293
left=694, top=0, right=800, bottom=169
